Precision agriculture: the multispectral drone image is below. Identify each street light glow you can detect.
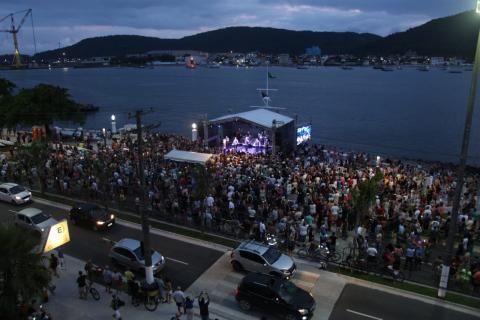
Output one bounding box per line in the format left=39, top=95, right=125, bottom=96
left=102, top=128, right=106, bottom=134
left=111, top=114, right=116, bottom=121
left=192, top=123, right=197, bottom=129
left=477, top=0, right=480, bottom=13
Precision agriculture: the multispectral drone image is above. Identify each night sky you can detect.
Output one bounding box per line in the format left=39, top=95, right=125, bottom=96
left=0, top=0, right=475, bottom=54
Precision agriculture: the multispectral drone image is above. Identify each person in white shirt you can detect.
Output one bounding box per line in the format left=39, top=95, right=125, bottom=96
left=206, top=195, right=214, bottom=208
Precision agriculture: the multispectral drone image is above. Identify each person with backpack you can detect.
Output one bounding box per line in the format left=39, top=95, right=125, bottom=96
left=185, top=296, right=194, bottom=320
left=76, top=271, right=87, bottom=299
left=198, top=291, right=210, bottom=320
left=111, top=294, right=125, bottom=320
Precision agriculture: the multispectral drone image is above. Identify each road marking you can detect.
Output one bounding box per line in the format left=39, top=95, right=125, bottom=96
left=101, top=237, right=116, bottom=244
left=346, top=309, right=383, bottom=320
left=166, top=257, right=189, bottom=266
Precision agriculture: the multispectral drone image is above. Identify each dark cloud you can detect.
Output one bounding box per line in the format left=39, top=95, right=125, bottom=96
left=0, top=0, right=473, bottom=54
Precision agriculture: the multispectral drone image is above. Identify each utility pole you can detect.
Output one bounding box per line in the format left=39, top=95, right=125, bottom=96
left=130, top=109, right=154, bottom=284
left=438, top=12, right=480, bottom=298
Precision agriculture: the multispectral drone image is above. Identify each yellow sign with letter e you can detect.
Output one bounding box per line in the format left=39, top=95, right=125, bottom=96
left=43, top=220, right=70, bottom=253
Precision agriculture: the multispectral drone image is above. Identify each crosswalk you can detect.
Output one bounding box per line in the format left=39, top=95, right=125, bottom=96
left=203, top=268, right=322, bottom=320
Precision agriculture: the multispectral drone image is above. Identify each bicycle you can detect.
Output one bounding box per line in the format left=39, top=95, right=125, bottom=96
left=297, top=244, right=342, bottom=263
left=132, top=287, right=161, bottom=311
left=85, top=280, right=101, bottom=301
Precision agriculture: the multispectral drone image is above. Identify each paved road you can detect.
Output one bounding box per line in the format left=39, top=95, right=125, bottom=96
left=329, top=284, right=480, bottom=320
left=0, top=200, right=223, bottom=290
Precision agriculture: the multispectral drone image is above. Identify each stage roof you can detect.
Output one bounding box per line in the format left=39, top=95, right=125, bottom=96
left=209, top=108, right=294, bottom=129
left=164, top=149, right=213, bottom=165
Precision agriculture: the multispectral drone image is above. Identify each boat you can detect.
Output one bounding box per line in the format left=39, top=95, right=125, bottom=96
left=417, top=65, right=429, bottom=72
left=341, top=66, right=353, bottom=70
left=381, top=66, right=394, bottom=72
left=448, top=69, right=462, bottom=74
left=186, top=56, right=196, bottom=69
left=373, top=64, right=383, bottom=70
left=208, top=63, right=220, bottom=69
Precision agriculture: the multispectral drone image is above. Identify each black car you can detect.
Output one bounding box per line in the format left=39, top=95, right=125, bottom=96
left=235, top=273, right=315, bottom=320
left=69, top=203, right=115, bottom=231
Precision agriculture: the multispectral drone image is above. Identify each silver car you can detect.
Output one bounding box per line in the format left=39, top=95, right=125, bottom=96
left=0, top=183, right=32, bottom=205
left=231, top=240, right=296, bottom=278
left=15, top=208, right=58, bottom=234
left=109, top=238, right=166, bottom=273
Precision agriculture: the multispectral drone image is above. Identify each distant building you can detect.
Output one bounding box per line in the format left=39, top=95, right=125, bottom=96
left=278, top=53, right=291, bottom=66
left=81, top=56, right=112, bottom=65
left=430, top=57, right=445, bottom=66
left=305, top=46, right=321, bottom=56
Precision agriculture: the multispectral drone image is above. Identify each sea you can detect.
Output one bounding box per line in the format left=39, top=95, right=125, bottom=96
left=1, top=65, right=479, bottom=165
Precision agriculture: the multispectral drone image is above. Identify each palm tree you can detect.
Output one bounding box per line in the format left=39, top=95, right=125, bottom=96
left=0, top=224, right=51, bottom=319
left=18, top=140, right=49, bottom=194
left=350, top=169, right=384, bottom=234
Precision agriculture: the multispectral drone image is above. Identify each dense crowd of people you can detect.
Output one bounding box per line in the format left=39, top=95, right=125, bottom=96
left=1, top=131, right=480, bottom=291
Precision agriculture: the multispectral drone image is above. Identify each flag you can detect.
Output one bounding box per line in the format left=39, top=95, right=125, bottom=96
left=268, top=72, right=276, bottom=79
left=261, top=91, right=268, bottom=98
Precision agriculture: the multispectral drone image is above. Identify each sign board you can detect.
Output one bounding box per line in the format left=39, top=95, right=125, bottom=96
left=43, top=219, right=70, bottom=253
left=296, top=125, right=312, bottom=145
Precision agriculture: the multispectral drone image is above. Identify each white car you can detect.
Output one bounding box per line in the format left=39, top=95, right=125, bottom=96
left=0, top=183, right=32, bottom=205
left=15, top=208, right=58, bottom=234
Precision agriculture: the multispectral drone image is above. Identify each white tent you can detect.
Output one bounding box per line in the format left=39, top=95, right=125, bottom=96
left=209, top=108, right=294, bottom=129
left=164, top=149, right=213, bottom=165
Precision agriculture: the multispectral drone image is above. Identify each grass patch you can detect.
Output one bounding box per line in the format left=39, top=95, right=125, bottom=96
left=331, top=266, right=480, bottom=309
left=32, top=191, right=239, bottom=249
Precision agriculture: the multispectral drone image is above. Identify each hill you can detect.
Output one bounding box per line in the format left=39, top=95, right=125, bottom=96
left=34, top=27, right=380, bottom=60
left=365, top=10, right=480, bottom=57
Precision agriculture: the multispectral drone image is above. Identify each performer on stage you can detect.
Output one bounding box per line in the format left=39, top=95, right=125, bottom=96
left=232, top=137, right=239, bottom=146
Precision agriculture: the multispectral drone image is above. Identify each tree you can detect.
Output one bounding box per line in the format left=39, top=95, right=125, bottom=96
left=0, top=224, right=51, bottom=319
left=350, top=169, right=384, bottom=231
left=18, top=140, right=50, bottom=194
left=0, top=84, right=84, bottom=138
left=0, top=78, right=15, bottom=98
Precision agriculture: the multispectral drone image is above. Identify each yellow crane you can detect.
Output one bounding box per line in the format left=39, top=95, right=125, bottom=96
left=0, top=9, right=37, bottom=68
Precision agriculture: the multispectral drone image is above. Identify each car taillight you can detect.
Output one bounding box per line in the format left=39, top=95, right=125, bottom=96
left=235, top=288, right=239, bottom=296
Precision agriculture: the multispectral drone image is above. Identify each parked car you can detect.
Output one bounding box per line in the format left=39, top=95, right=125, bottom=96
left=69, top=203, right=115, bottom=231
left=108, top=238, right=166, bottom=273
left=231, top=240, right=296, bottom=278
left=235, top=273, right=315, bottom=320
left=15, top=208, right=58, bottom=234
left=0, top=183, right=32, bottom=205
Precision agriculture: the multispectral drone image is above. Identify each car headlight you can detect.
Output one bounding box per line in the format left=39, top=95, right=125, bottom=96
left=298, top=309, right=309, bottom=315
left=110, top=214, right=115, bottom=219
left=29, top=192, right=32, bottom=196
left=15, top=196, right=21, bottom=200
left=96, top=221, right=105, bottom=225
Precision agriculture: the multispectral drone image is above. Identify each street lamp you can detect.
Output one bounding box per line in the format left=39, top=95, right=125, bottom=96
left=438, top=1, right=480, bottom=298
left=102, top=128, right=107, bottom=148
left=191, top=123, right=198, bottom=141
left=111, top=114, right=117, bottom=134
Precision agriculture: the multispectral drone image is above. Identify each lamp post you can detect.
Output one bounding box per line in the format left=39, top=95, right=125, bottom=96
left=438, top=2, right=480, bottom=298
left=192, top=123, right=198, bottom=141
left=102, top=128, right=107, bottom=148
left=111, top=114, right=117, bottom=134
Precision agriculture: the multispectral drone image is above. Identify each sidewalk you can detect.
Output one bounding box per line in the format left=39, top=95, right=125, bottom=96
left=45, top=253, right=224, bottom=320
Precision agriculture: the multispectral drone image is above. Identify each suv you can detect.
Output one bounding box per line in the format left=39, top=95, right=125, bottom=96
left=69, top=203, right=115, bottom=231
left=0, top=183, right=32, bottom=205
left=231, top=240, right=296, bottom=278
left=15, top=208, right=58, bottom=234
left=235, top=273, right=315, bottom=320
left=109, top=238, right=166, bottom=273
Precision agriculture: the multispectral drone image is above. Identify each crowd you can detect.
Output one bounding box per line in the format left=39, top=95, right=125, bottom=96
left=1, top=131, right=480, bottom=292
